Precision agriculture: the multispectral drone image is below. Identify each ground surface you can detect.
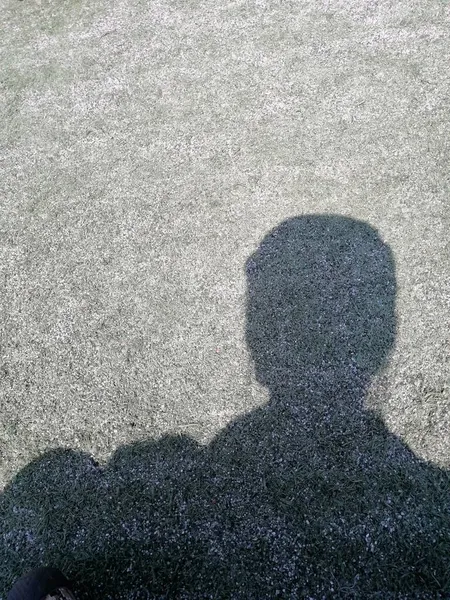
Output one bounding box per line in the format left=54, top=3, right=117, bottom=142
left=0, top=0, right=449, bottom=598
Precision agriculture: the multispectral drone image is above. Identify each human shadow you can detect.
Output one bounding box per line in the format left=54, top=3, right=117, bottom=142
left=1, top=216, right=449, bottom=599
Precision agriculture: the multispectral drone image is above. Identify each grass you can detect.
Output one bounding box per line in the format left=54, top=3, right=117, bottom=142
left=1, top=0, right=449, bottom=597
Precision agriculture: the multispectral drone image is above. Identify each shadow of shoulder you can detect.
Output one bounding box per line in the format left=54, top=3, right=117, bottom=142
left=0, top=435, right=211, bottom=599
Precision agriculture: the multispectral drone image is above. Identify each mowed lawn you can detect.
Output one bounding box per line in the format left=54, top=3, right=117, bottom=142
left=0, top=0, right=449, bottom=598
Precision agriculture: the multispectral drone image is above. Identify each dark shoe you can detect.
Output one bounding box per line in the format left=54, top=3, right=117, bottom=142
left=7, top=567, right=77, bottom=600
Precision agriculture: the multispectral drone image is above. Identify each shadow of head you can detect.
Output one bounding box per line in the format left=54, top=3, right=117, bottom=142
left=245, top=215, right=397, bottom=394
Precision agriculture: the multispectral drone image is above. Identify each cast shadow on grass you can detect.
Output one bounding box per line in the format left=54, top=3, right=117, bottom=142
left=1, top=216, right=449, bottom=599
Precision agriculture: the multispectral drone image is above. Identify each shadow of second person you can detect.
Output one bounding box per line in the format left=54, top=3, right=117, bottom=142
left=1, top=216, right=449, bottom=599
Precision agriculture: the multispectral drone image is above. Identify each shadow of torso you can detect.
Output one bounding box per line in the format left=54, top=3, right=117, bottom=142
left=1, top=217, right=449, bottom=599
